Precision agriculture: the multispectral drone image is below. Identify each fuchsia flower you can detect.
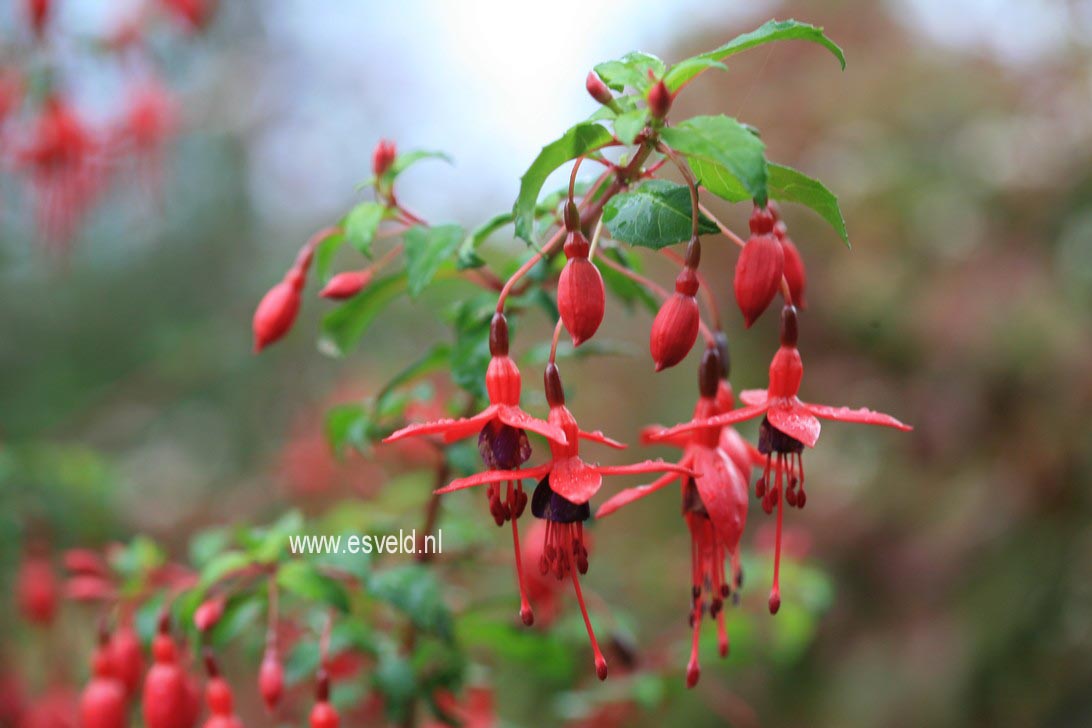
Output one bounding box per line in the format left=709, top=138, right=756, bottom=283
left=651, top=306, right=911, bottom=614
left=598, top=345, right=751, bottom=687
left=431, top=362, right=692, bottom=680
left=20, top=96, right=103, bottom=252
left=385, top=313, right=568, bottom=625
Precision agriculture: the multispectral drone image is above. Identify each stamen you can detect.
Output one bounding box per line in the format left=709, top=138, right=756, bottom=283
left=769, top=454, right=784, bottom=615
left=570, top=567, right=607, bottom=680
left=686, top=600, right=702, bottom=688
left=716, top=607, right=729, bottom=658
left=507, top=481, right=534, bottom=626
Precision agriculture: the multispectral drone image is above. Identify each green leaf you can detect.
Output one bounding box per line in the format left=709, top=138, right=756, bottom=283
left=319, top=273, right=407, bottom=356
left=388, top=150, right=452, bottom=179
left=689, top=158, right=750, bottom=203
left=404, top=224, right=465, bottom=297
left=513, top=122, right=615, bottom=244
left=767, top=162, right=849, bottom=247
left=197, top=551, right=251, bottom=591
left=374, top=343, right=451, bottom=416
left=448, top=296, right=494, bottom=400
left=368, top=564, right=453, bottom=640
left=663, top=57, right=728, bottom=92
left=314, top=230, right=347, bottom=282
left=661, top=115, right=767, bottom=204
left=373, top=650, right=417, bottom=722
left=457, top=212, right=513, bottom=269
left=277, top=561, right=351, bottom=613
left=699, top=19, right=845, bottom=70
left=593, top=52, right=666, bottom=93
left=325, top=403, right=370, bottom=455
left=602, top=180, right=718, bottom=249
left=613, top=108, right=648, bottom=145
left=343, top=202, right=386, bottom=257
left=208, top=592, right=264, bottom=645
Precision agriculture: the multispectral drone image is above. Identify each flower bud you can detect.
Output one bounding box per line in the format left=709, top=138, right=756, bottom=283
left=193, top=597, right=224, bottom=632
left=258, top=648, right=284, bottom=713
left=775, top=222, right=807, bottom=309
left=557, top=255, right=605, bottom=346
left=253, top=273, right=303, bottom=352
left=733, top=224, right=784, bottom=328
left=319, top=269, right=372, bottom=300
left=372, top=139, right=396, bottom=178
left=585, top=72, right=613, bottom=106
left=650, top=290, right=699, bottom=371
left=648, top=79, right=672, bottom=119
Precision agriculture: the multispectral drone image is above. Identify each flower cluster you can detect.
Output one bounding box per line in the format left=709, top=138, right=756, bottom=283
left=249, top=21, right=912, bottom=690
left=0, top=0, right=208, bottom=254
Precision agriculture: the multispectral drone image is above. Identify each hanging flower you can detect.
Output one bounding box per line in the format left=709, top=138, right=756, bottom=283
left=598, top=345, right=749, bottom=686
left=650, top=306, right=911, bottom=613
left=19, top=95, right=103, bottom=253
left=384, top=313, right=567, bottom=624
left=433, top=362, right=692, bottom=679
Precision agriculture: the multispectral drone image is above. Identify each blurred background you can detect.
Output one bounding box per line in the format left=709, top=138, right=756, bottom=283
left=2, top=0, right=1091, bottom=726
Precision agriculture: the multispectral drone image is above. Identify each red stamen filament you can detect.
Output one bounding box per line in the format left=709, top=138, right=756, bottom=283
left=507, top=480, right=534, bottom=626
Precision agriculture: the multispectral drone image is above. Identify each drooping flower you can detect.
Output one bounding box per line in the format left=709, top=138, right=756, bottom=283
left=557, top=224, right=605, bottom=346
left=433, top=362, right=692, bottom=679
left=384, top=313, right=567, bottom=624
left=733, top=204, right=784, bottom=327
left=649, top=266, right=700, bottom=371
left=118, top=79, right=178, bottom=206
left=651, top=306, right=912, bottom=613
left=20, top=95, right=103, bottom=253
left=598, top=345, right=749, bottom=687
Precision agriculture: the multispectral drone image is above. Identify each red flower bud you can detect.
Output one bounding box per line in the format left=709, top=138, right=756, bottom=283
left=310, top=701, right=340, bottom=728
left=253, top=269, right=304, bottom=352
left=26, top=0, right=50, bottom=39
left=650, top=270, right=700, bottom=371
left=193, top=597, right=224, bottom=632
left=557, top=232, right=604, bottom=346
left=16, top=553, right=57, bottom=626
left=319, top=269, right=372, bottom=300
left=775, top=222, right=806, bottom=309
left=258, top=649, right=284, bottom=713
left=110, top=625, right=144, bottom=697
left=733, top=207, right=784, bottom=327
left=143, top=621, right=191, bottom=728
left=585, top=72, right=613, bottom=106
left=648, top=80, right=672, bottom=119
left=372, top=139, right=397, bottom=178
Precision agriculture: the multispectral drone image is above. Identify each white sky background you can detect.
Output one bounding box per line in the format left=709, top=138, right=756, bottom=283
left=245, top=0, right=1092, bottom=231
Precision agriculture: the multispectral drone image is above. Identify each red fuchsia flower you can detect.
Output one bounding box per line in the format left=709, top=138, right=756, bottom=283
left=258, top=645, right=284, bottom=713
left=20, top=95, right=103, bottom=253
left=433, top=362, right=693, bottom=680
left=647, top=79, right=672, bottom=119
left=253, top=228, right=332, bottom=352
left=557, top=210, right=605, bottom=346
left=80, top=628, right=127, bottom=728
left=201, top=653, right=242, bottom=728
left=650, top=266, right=700, bottom=371
left=25, top=0, right=50, bottom=40
left=385, top=313, right=567, bottom=625
left=118, top=79, right=178, bottom=205
left=585, top=72, right=613, bottom=106
left=109, top=620, right=145, bottom=698
left=598, top=345, right=748, bottom=687
left=161, top=0, right=215, bottom=32
left=652, top=306, right=912, bottom=614
left=143, top=614, right=198, bottom=728
left=193, top=596, right=225, bottom=632
left=309, top=670, right=339, bottom=728
left=733, top=204, right=784, bottom=328
left=16, top=547, right=58, bottom=626
left=372, top=139, right=397, bottom=178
